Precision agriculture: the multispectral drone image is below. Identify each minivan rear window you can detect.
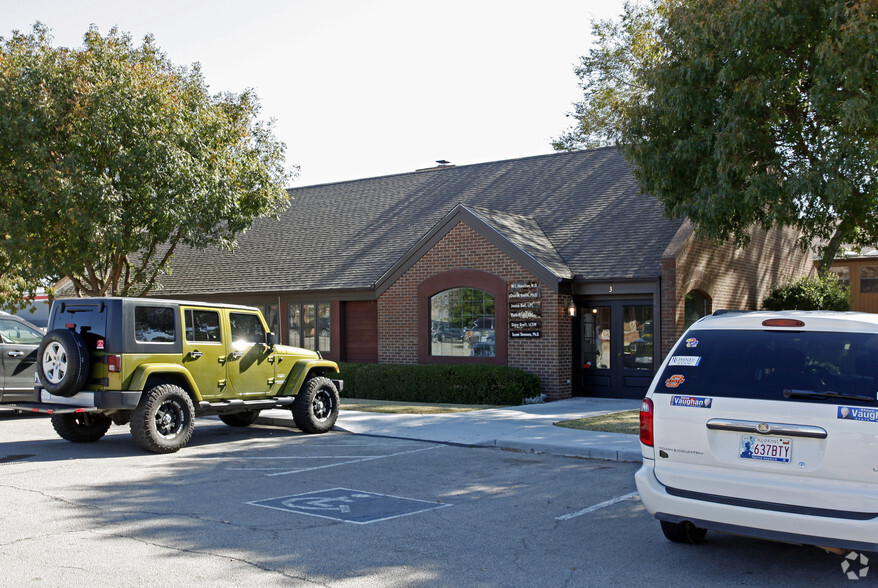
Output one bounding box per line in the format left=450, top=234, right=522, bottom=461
left=658, top=329, right=878, bottom=407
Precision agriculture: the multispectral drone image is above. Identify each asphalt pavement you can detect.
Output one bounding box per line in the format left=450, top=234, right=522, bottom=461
left=257, top=397, right=643, bottom=462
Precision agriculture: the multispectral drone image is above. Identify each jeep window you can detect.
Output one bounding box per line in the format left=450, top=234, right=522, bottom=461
left=134, top=306, right=176, bottom=343
left=287, top=302, right=331, bottom=352
left=184, top=310, right=221, bottom=342
left=431, top=288, right=495, bottom=358
left=658, top=329, right=878, bottom=407
left=229, top=312, right=267, bottom=345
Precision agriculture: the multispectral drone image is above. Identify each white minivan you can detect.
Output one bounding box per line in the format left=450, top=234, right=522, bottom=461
left=635, top=310, right=878, bottom=552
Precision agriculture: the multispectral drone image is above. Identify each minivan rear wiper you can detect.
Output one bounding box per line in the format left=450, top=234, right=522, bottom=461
left=783, top=389, right=875, bottom=402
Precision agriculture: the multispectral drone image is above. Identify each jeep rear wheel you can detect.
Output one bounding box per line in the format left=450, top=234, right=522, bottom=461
left=51, top=413, right=112, bottom=443
left=38, top=329, right=90, bottom=397
left=219, top=410, right=261, bottom=427
left=292, top=377, right=339, bottom=434
left=130, top=384, right=195, bottom=453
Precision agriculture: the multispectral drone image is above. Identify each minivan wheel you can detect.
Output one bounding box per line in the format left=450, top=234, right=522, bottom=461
left=660, top=520, right=707, bottom=544
left=130, top=384, right=195, bottom=454
left=51, top=413, right=112, bottom=443
left=38, top=329, right=90, bottom=397
left=292, top=377, right=339, bottom=434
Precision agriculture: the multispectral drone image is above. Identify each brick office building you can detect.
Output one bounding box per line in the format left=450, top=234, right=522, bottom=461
left=152, top=148, right=814, bottom=399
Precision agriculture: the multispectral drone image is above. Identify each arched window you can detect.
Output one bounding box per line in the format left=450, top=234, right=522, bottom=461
left=684, top=290, right=712, bottom=328
left=430, top=288, right=495, bottom=357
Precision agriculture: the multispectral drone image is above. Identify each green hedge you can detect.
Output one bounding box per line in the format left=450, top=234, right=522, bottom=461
left=762, top=273, right=851, bottom=311
left=337, top=363, right=541, bottom=406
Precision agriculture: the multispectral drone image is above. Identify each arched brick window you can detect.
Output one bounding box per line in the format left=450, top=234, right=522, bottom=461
left=684, top=289, right=712, bottom=328
left=418, top=270, right=507, bottom=364
left=430, top=288, right=496, bottom=357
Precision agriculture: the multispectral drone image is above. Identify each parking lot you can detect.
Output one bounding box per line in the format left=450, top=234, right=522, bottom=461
left=0, top=411, right=871, bottom=586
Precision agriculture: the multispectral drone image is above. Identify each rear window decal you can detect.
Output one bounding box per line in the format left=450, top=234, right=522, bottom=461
left=685, top=338, right=699, bottom=348
left=669, top=356, right=701, bottom=367
left=665, top=374, right=685, bottom=388
left=671, top=395, right=712, bottom=408
left=838, top=406, right=878, bottom=423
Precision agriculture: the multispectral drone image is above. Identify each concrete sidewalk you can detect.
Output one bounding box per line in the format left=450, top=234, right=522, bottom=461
left=257, top=397, right=643, bottom=462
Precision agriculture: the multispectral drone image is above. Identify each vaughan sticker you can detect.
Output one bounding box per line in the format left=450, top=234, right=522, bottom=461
left=668, top=356, right=701, bottom=367
left=671, top=395, right=712, bottom=408
left=838, top=406, right=878, bottom=423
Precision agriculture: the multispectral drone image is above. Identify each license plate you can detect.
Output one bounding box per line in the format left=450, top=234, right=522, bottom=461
left=739, top=435, right=791, bottom=463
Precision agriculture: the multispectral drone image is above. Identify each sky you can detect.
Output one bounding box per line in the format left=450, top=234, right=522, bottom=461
left=2, top=0, right=625, bottom=187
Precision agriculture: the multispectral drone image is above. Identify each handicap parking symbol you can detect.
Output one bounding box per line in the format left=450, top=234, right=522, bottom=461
left=248, top=487, right=451, bottom=524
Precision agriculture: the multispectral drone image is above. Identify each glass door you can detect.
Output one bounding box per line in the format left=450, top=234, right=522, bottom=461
left=575, top=300, right=655, bottom=398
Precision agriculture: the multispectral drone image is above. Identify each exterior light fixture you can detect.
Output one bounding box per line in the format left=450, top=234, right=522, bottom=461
left=567, top=300, right=577, bottom=317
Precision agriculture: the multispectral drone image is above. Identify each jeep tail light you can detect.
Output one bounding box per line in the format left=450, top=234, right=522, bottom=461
left=640, top=398, right=654, bottom=447
left=107, top=355, right=122, bottom=373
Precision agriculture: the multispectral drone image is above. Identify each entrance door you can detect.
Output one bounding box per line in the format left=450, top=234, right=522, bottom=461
left=575, top=300, right=655, bottom=398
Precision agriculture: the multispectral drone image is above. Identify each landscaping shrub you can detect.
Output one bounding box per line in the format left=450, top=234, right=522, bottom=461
left=762, top=274, right=851, bottom=311
left=337, top=363, right=541, bottom=406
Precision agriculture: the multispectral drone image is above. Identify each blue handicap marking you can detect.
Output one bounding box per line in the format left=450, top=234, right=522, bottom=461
left=248, top=487, right=451, bottom=524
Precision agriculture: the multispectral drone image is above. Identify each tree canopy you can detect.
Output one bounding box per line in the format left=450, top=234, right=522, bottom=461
left=0, top=24, right=293, bottom=307
left=556, top=0, right=878, bottom=273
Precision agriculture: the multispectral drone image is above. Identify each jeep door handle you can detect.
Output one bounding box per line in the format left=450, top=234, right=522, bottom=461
left=7, top=351, right=24, bottom=357
left=188, top=351, right=203, bottom=359
left=228, top=352, right=243, bottom=361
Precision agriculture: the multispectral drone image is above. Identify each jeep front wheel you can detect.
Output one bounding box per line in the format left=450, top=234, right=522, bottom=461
left=292, top=377, right=339, bottom=434
left=51, top=413, right=112, bottom=443
left=38, top=329, right=90, bottom=397
left=130, top=384, right=195, bottom=453
left=219, top=410, right=261, bottom=427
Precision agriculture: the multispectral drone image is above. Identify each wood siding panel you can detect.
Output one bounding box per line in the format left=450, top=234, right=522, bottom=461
left=344, top=300, right=378, bottom=363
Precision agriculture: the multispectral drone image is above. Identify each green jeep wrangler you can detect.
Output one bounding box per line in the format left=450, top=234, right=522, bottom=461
left=18, top=297, right=342, bottom=453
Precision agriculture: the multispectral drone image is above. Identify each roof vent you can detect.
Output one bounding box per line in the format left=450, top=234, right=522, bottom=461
left=416, top=160, right=455, bottom=172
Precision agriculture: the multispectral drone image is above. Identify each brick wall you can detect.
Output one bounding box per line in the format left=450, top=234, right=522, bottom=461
left=660, top=223, right=815, bottom=355
left=378, top=222, right=573, bottom=399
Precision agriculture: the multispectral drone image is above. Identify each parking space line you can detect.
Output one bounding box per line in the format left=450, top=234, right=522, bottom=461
left=555, top=491, right=639, bottom=521
left=268, top=445, right=444, bottom=477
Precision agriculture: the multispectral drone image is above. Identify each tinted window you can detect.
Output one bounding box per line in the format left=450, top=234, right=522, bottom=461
left=134, top=307, right=176, bottom=343
left=185, top=310, right=221, bottom=342
left=230, top=313, right=266, bottom=345
left=658, top=329, right=878, bottom=407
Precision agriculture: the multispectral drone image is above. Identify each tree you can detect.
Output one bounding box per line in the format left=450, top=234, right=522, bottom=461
left=557, top=1, right=878, bottom=274
left=0, top=24, right=293, bottom=306
left=552, top=1, right=664, bottom=150
left=762, top=274, right=851, bottom=311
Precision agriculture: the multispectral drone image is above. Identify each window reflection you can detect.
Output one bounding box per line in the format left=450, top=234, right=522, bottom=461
left=431, top=288, right=495, bottom=357
left=623, top=306, right=653, bottom=371
left=583, top=307, right=611, bottom=369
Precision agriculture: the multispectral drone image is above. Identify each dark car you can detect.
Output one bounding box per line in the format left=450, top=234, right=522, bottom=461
left=0, top=312, right=45, bottom=403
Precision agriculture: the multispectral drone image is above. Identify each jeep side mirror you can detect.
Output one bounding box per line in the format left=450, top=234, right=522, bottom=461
left=267, top=332, right=278, bottom=348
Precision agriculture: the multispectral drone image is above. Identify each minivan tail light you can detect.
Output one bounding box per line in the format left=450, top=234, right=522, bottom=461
left=640, top=398, right=654, bottom=447
left=107, top=355, right=122, bottom=373
left=762, top=318, right=805, bottom=328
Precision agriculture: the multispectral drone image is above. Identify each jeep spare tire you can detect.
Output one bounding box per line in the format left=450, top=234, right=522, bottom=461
left=38, top=329, right=90, bottom=397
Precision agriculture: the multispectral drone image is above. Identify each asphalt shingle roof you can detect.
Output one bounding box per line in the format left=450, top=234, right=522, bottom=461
left=154, top=148, right=684, bottom=297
